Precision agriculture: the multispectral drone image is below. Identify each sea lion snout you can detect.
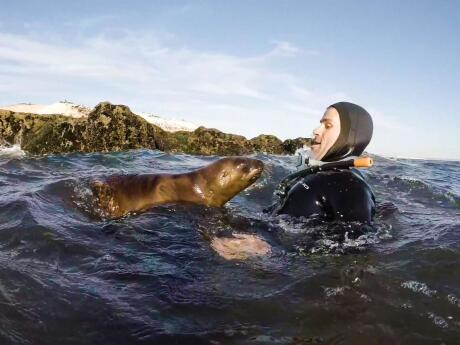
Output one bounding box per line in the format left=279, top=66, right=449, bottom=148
left=232, top=158, right=264, bottom=181
left=248, top=158, right=264, bottom=171
left=206, top=157, right=263, bottom=206
left=253, top=159, right=264, bottom=172
left=248, top=159, right=264, bottom=180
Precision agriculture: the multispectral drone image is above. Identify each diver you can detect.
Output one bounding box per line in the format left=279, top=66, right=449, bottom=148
left=211, top=102, right=376, bottom=260
left=268, top=101, right=375, bottom=223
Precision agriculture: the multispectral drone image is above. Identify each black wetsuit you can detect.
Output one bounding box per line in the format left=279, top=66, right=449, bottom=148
left=269, top=101, right=376, bottom=223
left=275, top=169, right=375, bottom=223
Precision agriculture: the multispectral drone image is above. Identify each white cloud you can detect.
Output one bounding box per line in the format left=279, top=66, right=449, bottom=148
left=269, top=40, right=301, bottom=57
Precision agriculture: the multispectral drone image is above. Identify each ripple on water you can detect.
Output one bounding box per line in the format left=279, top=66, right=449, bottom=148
left=263, top=214, right=394, bottom=255
left=0, top=152, right=459, bottom=344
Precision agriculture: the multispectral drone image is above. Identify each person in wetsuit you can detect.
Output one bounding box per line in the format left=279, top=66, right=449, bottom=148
left=211, top=102, right=376, bottom=260
left=273, top=102, right=375, bottom=223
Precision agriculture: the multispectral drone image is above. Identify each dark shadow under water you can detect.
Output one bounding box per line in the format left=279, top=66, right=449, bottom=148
left=0, top=150, right=459, bottom=344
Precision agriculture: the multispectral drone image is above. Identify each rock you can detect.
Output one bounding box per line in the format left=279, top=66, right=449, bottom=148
left=22, top=117, right=86, bottom=154
left=0, top=102, right=310, bottom=156
left=250, top=135, right=284, bottom=154
left=282, top=137, right=312, bottom=154
left=82, top=102, right=163, bottom=152
left=162, top=126, right=253, bottom=155
left=0, top=102, right=163, bottom=154
left=0, top=111, right=86, bottom=154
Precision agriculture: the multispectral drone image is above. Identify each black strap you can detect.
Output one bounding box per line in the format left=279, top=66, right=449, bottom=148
left=274, top=158, right=356, bottom=198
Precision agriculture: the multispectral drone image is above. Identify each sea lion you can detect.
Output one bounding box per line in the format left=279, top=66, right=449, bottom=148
left=91, top=157, right=264, bottom=218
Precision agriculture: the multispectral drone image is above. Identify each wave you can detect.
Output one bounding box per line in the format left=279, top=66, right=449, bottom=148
left=0, top=144, right=26, bottom=159
left=0, top=150, right=459, bottom=344
left=386, top=176, right=460, bottom=208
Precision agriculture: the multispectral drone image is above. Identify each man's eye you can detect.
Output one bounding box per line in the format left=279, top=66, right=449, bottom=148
left=325, top=123, right=332, bottom=129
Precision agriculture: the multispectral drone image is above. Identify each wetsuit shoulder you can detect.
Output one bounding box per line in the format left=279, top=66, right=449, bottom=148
left=276, top=169, right=375, bottom=222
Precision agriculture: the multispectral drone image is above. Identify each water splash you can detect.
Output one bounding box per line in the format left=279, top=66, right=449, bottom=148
left=427, top=312, right=449, bottom=328
left=401, top=281, right=437, bottom=297
left=266, top=214, right=393, bottom=255
left=0, top=143, right=26, bottom=159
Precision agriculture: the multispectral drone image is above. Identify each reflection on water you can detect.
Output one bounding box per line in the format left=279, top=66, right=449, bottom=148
left=0, top=148, right=459, bottom=344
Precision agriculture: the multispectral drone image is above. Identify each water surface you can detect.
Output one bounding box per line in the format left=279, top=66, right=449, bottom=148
left=0, top=147, right=459, bottom=344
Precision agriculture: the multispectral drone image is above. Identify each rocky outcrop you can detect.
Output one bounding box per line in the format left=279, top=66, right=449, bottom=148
left=0, top=111, right=85, bottom=154
left=0, top=103, right=163, bottom=154
left=83, top=102, right=163, bottom=152
left=0, top=102, right=310, bottom=155
left=161, top=127, right=253, bottom=155
left=282, top=137, right=312, bottom=154
left=250, top=135, right=285, bottom=154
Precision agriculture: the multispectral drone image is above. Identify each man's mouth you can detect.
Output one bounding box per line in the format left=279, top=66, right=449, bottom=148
left=311, top=140, right=321, bottom=146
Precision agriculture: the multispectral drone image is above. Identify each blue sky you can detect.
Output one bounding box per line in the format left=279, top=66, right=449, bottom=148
left=0, top=0, right=459, bottom=159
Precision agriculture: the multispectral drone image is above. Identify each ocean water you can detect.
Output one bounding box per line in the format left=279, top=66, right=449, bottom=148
left=0, top=146, right=459, bottom=345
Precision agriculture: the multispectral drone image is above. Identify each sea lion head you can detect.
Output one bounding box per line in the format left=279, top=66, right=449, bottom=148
left=204, top=157, right=264, bottom=206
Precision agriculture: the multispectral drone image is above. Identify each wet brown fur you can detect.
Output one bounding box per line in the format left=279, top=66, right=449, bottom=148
left=91, top=157, right=264, bottom=218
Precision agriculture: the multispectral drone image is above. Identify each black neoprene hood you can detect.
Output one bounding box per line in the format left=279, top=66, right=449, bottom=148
left=322, top=102, right=373, bottom=162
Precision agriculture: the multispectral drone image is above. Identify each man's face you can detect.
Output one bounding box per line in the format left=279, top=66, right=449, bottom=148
left=310, top=107, right=341, bottom=160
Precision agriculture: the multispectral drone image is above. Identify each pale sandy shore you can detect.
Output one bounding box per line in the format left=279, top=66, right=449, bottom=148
left=0, top=101, right=198, bottom=132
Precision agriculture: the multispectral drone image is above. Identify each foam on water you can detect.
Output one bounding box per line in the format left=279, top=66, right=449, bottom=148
left=401, top=281, right=438, bottom=297
left=427, top=312, right=449, bottom=328
left=0, top=144, right=26, bottom=159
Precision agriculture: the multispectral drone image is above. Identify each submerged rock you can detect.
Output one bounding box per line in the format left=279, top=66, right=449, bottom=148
left=0, top=102, right=310, bottom=155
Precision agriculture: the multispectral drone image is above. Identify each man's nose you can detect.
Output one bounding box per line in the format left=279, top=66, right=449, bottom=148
left=313, top=124, right=323, bottom=136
